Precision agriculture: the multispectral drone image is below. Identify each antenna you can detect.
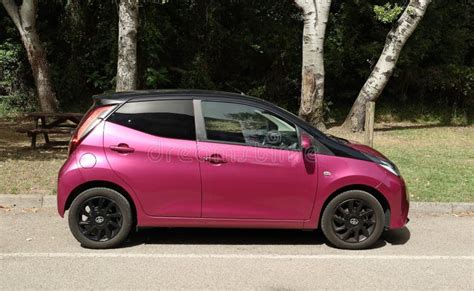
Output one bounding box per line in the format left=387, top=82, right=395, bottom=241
left=225, top=83, right=246, bottom=95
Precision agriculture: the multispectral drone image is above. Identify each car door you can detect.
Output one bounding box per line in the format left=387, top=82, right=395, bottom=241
left=103, top=99, right=201, bottom=217
left=196, top=100, right=318, bottom=220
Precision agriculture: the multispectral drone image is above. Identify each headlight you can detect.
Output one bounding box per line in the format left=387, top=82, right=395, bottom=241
left=378, top=159, right=400, bottom=176
left=365, top=153, right=401, bottom=176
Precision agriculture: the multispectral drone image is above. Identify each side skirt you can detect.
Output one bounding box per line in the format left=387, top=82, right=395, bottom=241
left=136, top=215, right=312, bottom=230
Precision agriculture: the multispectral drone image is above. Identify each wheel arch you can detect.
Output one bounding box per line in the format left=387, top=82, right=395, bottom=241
left=318, top=184, right=391, bottom=228
left=65, top=180, right=137, bottom=226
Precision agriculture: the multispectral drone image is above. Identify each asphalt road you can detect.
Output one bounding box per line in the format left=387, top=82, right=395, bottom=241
left=1, top=207, right=473, bottom=290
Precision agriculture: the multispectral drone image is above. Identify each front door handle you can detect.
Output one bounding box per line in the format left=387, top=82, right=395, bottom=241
left=109, top=143, right=135, bottom=154
left=201, top=154, right=226, bottom=164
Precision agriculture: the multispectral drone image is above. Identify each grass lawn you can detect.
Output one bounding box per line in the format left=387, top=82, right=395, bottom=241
left=0, top=117, right=472, bottom=202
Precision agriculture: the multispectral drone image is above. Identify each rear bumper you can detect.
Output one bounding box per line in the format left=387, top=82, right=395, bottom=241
left=57, top=154, right=84, bottom=217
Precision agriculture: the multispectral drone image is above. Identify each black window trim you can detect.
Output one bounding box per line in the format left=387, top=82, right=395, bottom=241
left=194, top=99, right=302, bottom=152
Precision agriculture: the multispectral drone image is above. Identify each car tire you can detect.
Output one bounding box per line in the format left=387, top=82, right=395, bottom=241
left=321, top=190, right=385, bottom=250
left=68, top=187, right=133, bottom=249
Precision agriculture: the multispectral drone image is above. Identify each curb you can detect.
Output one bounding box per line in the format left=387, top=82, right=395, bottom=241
left=0, top=194, right=56, bottom=209
left=0, top=194, right=473, bottom=214
left=409, top=202, right=474, bottom=214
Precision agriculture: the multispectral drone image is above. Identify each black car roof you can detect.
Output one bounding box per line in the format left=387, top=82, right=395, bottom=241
left=95, top=89, right=301, bottom=128
left=94, top=89, right=260, bottom=104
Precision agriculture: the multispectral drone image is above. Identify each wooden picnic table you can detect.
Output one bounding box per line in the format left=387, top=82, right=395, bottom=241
left=17, top=112, right=84, bottom=148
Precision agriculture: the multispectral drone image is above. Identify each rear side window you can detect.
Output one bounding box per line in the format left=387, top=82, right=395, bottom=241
left=107, top=100, right=196, bottom=140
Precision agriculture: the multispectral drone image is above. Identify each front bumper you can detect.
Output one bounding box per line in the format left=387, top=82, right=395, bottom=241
left=377, top=174, right=409, bottom=229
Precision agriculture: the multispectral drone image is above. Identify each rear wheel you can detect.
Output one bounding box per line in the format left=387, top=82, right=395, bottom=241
left=68, top=187, right=132, bottom=249
left=321, top=190, right=385, bottom=249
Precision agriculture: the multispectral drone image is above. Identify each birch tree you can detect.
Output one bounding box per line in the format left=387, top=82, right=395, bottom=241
left=116, top=0, right=139, bottom=92
left=342, top=0, right=432, bottom=132
left=1, top=0, right=58, bottom=112
left=294, top=0, right=331, bottom=130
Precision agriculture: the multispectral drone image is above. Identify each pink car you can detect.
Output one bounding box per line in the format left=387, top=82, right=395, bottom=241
left=58, top=90, right=408, bottom=249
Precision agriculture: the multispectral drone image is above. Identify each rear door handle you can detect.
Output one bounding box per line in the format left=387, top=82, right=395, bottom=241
left=109, top=143, right=135, bottom=154
left=201, top=154, right=226, bottom=164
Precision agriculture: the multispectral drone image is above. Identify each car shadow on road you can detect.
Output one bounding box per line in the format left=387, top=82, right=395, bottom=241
left=383, top=227, right=411, bottom=245
left=121, top=226, right=411, bottom=249
left=125, top=228, right=326, bottom=246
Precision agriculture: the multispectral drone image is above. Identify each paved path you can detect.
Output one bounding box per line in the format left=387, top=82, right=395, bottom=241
left=0, top=208, right=473, bottom=289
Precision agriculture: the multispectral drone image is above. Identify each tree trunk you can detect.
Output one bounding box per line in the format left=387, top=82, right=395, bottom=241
left=65, top=0, right=84, bottom=48
left=2, top=0, right=58, bottom=112
left=342, top=0, right=431, bottom=132
left=116, top=0, right=139, bottom=92
left=295, top=0, right=331, bottom=131
left=65, top=0, right=82, bottom=28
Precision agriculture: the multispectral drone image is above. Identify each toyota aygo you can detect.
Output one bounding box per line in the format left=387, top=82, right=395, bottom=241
left=58, top=90, right=409, bottom=249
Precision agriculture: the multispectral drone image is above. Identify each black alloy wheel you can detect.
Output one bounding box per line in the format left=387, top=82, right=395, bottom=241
left=332, top=199, right=376, bottom=243
left=68, top=187, right=133, bottom=249
left=321, top=190, right=385, bottom=250
left=77, top=197, right=123, bottom=242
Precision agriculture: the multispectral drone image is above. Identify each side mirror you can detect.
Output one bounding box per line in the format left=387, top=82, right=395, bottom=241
left=301, top=134, right=312, bottom=150
left=301, top=133, right=316, bottom=172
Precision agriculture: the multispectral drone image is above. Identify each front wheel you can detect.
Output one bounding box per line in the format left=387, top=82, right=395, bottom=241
left=68, top=187, right=133, bottom=249
left=321, top=190, right=385, bottom=250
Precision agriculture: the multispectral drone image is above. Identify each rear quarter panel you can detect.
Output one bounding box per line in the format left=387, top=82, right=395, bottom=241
left=57, top=122, right=145, bottom=222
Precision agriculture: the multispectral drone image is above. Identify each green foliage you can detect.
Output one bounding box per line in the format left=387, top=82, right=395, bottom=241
left=0, top=91, right=37, bottom=115
left=145, top=67, right=170, bottom=88
left=0, top=0, right=471, bottom=124
left=247, top=85, right=267, bottom=99
left=139, top=2, right=169, bottom=89
left=0, top=40, right=37, bottom=113
left=180, top=55, right=215, bottom=89
left=0, top=41, right=20, bottom=93
left=373, top=3, right=404, bottom=24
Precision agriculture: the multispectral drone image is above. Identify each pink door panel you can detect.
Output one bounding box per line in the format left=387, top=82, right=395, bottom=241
left=198, top=141, right=318, bottom=220
left=103, top=122, right=201, bottom=217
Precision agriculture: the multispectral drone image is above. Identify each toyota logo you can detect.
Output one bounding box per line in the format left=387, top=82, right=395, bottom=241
left=349, top=218, right=359, bottom=225
left=95, top=216, right=105, bottom=224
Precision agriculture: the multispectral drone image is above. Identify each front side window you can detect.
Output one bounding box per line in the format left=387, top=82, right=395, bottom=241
left=108, top=100, right=195, bottom=140
left=202, top=101, right=298, bottom=150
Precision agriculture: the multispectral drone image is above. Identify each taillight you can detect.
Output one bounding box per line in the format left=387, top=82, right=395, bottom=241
left=68, top=105, right=114, bottom=155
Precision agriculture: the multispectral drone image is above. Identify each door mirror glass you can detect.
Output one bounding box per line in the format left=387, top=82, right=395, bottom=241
left=301, top=134, right=312, bottom=150
left=301, top=133, right=317, bottom=166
